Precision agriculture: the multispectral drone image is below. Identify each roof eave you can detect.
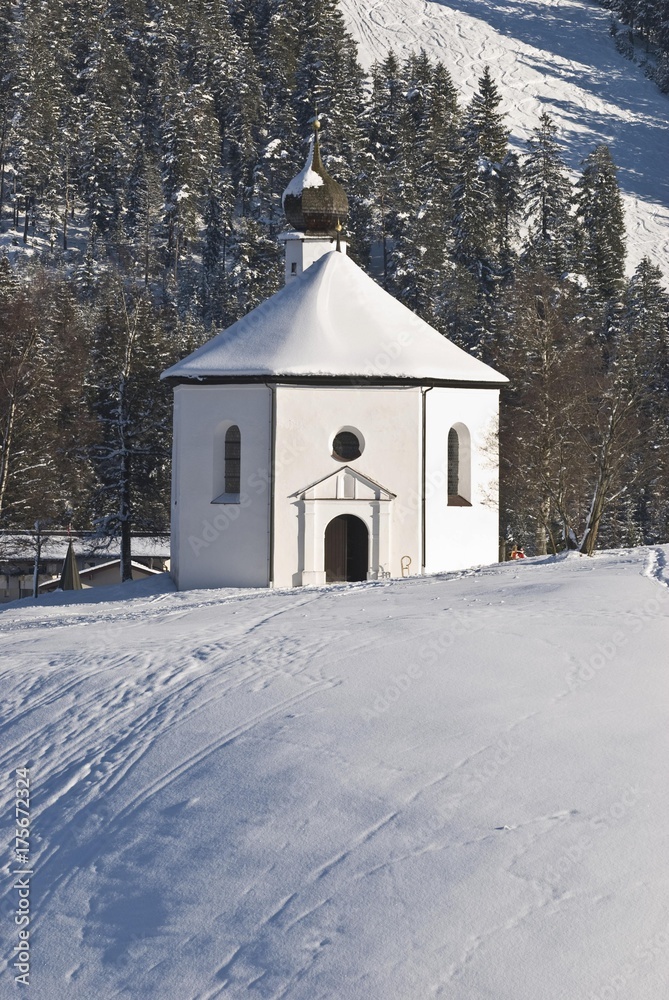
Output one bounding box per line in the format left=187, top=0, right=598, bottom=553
left=163, top=374, right=509, bottom=389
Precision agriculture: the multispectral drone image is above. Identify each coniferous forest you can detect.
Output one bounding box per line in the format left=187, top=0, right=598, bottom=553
left=603, top=0, right=669, bottom=91
left=0, top=0, right=668, bottom=561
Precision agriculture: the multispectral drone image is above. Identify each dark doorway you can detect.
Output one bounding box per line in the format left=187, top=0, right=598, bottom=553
left=324, top=515, right=368, bottom=583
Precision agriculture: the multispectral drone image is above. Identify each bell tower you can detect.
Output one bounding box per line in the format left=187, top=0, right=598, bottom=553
left=280, top=117, right=349, bottom=283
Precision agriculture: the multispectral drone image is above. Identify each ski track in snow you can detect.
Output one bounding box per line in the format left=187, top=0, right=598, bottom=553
left=340, top=0, right=669, bottom=274
left=1, top=548, right=669, bottom=998
left=0, top=589, right=337, bottom=920
left=644, top=544, right=669, bottom=589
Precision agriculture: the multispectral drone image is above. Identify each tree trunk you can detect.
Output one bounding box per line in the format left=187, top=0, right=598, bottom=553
left=120, top=450, right=133, bottom=582
left=63, top=157, right=69, bottom=251
left=144, top=189, right=150, bottom=287
left=580, top=487, right=608, bottom=556
left=0, top=319, right=40, bottom=518
left=534, top=500, right=549, bottom=555
left=0, top=396, right=18, bottom=519
left=578, top=407, right=620, bottom=556
left=0, top=108, right=7, bottom=226
left=0, top=155, right=5, bottom=228
left=579, top=463, right=613, bottom=556
left=380, top=186, right=388, bottom=290
left=32, top=521, right=42, bottom=599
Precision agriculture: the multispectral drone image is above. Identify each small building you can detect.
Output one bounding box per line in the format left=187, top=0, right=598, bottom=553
left=0, top=533, right=170, bottom=601
left=162, top=123, right=507, bottom=590
left=38, top=559, right=163, bottom=593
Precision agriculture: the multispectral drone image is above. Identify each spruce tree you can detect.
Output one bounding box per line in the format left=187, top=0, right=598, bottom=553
left=386, top=55, right=459, bottom=330
left=612, top=257, right=669, bottom=542
left=125, top=139, right=164, bottom=287
left=575, top=144, right=626, bottom=303
left=78, top=2, right=137, bottom=240
left=453, top=66, right=517, bottom=352
left=522, top=112, right=573, bottom=274
left=454, top=67, right=513, bottom=276
left=202, top=168, right=235, bottom=324
left=12, top=0, right=71, bottom=243
left=367, top=51, right=405, bottom=287
left=0, top=1, right=18, bottom=227
left=225, top=217, right=281, bottom=325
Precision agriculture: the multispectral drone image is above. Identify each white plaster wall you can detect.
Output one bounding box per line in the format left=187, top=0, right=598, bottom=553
left=424, top=387, right=500, bottom=573
left=281, top=234, right=346, bottom=283
left=272, top=385, right=423, bottom=587
left=171, top=381, right=500, bottom=590
left=171, top=385, right=271, bottom=590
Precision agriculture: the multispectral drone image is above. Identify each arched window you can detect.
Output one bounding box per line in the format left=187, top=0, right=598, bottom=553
left=224, top=425, right=241, bottom=495
left=448, top=428, right=459, bottom=497
left=447, top=424, right=472, bottom=506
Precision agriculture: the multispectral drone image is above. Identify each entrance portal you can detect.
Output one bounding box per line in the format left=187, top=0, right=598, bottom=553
left=324, top=514, right=369, bottom=583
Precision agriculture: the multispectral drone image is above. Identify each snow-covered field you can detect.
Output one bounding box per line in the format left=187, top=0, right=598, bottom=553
left=341, top=0, right=669, bottom=273
left=1, top=547, right=669, bottom=998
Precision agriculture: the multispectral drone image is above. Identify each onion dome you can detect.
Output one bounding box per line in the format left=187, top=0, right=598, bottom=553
left=282, top=119, right=349, bottom=235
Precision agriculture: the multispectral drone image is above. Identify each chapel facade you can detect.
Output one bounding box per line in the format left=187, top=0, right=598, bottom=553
left=162, top=121, right=507, bottom=590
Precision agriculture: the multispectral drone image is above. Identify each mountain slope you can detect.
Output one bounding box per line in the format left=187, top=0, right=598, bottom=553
left=1, top=548, right=668, bottom=998
left=341, top=0, right=669, bottom=273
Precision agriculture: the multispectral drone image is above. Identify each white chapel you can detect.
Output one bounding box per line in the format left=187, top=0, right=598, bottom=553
left=162, top=122, right=508, bottom=590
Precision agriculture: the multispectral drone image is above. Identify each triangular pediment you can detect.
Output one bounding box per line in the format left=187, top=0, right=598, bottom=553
left=292, top=467, right=396, bottom=502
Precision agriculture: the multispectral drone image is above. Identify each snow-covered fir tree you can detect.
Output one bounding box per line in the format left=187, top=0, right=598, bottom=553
left=522, top=112, right=574, bottom=275
left=575, top=143, right=627, bottom=304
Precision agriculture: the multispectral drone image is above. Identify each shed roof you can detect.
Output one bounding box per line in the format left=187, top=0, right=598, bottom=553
left=162, top=251, right=507, bottom=385
left=0, top=533, right=170, bottom=562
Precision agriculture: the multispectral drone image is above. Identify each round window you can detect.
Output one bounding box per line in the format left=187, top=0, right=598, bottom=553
left=332, top=430, right=362, bottom=461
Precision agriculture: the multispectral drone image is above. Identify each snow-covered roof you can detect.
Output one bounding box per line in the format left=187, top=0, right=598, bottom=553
left=162, top=251, right=507, bottom=384
left=38, top=559, right=162, bottom=593
left=0, top=533, right=170, bottom=562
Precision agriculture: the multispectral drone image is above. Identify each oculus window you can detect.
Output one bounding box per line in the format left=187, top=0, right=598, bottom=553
left=332, top=430, right=362, bottom=462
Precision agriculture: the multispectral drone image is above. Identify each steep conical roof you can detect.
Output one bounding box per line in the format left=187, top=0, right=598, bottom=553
left=59, top=539, right=83, bottom=590
left=162, top=252, right=507, bottom=385
left=282, top=120, right=348, bottom=235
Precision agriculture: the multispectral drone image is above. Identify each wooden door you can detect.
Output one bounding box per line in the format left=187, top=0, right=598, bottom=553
left=325, top=515, right=348, bottom=582
left=324, top=515, right=368, bottom=583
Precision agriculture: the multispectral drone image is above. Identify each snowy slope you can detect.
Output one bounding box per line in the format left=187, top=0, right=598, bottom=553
left=341, top=0, right=669, bottom=273
left=1, top=548, right=669, bottom=998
